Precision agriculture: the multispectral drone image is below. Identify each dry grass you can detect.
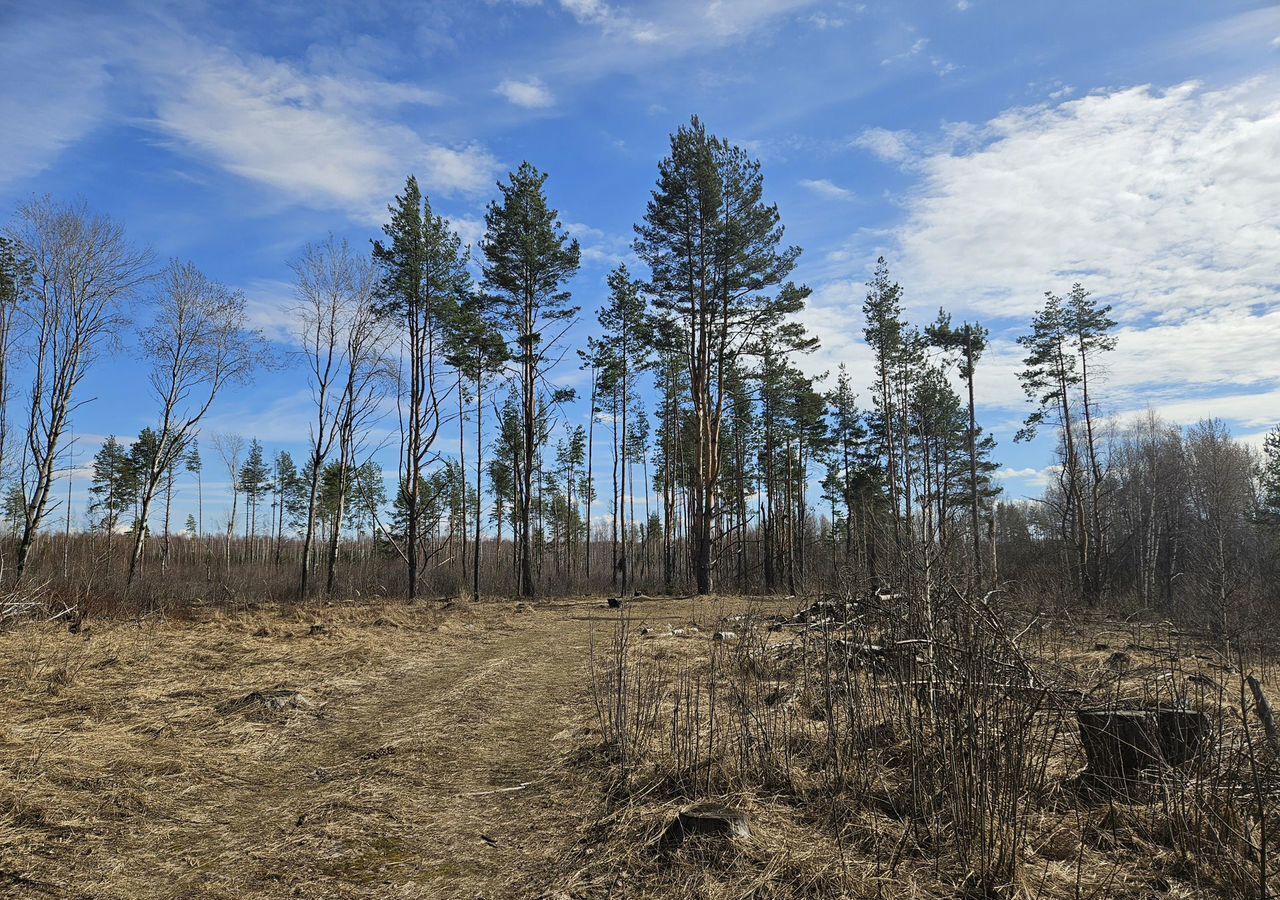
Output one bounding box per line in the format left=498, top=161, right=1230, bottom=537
left=4, top=591, right=1276, bottom=899
left=552, top=594, right=1280, bottom=899
left=0, top=597, right=610, bottom=899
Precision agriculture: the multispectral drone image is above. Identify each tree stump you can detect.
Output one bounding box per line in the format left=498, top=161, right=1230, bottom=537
left=662, top=804, right=751, bottom=844
left=1076, top=706, right=1209, bottom=789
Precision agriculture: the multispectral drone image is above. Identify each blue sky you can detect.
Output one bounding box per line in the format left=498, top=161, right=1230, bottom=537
left=2, top=0, right=1279, bottom=530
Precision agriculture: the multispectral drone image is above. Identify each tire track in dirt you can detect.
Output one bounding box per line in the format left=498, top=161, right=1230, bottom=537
left=0, top=598, right=616, bottom=900
left=265, top=601, right=603, bottom=899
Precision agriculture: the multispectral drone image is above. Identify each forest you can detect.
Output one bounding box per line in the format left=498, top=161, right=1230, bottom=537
left=0, top=115, right=1275, bottom=630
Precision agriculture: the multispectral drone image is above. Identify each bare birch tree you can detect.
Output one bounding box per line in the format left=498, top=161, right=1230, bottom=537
left=293, top=235, right=390, bottom=598
left=126, top=260, right=264, bottom=585
left=5, top=197, right=151, bottom=581
left=212, top=432, right=245, bottom=572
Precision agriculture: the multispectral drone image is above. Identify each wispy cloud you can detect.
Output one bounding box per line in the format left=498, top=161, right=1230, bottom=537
left=496, top=76, right=556, bottom=108
left=2, top=8, right=501, bottom=222
left=559, top=0, right=608, bottom=23
left=882, top=36, right=928, bottom=66
left=851, top=127, right=916, bottom=163
left=799, top=178, right=855, bottom=200
left=146, top=44, right=498, bottom=221
left=0, top=13, right=115, bottom=188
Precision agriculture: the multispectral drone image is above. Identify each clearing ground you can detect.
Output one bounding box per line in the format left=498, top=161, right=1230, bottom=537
left=0, top=595, right=727, bottom=899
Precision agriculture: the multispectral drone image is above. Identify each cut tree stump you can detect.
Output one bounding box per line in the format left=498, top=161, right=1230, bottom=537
left=1076, top=706, right=1209, bottom=786
left=662, top=804, right=751, bottom=844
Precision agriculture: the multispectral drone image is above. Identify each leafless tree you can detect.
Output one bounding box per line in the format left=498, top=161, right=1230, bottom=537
left=125, top=260, right=265, bottom=586
left=0, top=238, right=28, bottom=489
left=212, top=432, right=245, bottom=573
left=5, top=197, right=151, bottom=581
left=293, top=236, right=391, bottom=598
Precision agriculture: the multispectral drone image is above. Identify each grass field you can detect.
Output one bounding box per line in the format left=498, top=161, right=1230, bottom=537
left=0, top=596, right=1275, bottom=898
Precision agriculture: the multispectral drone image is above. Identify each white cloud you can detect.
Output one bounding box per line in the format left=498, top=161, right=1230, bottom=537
left=1, top=10, right=499, bottom=222
left=882, top=37, right=928, bottom=66
left=147, top=46, right=497, bottom=221
left=704, top=0, right=819, bottom=38
left=995, top=465, right=1058, bottom=492
left=852, top=127, right=915, bottom=163
left=241, top=278, right=300, bottom=344
left=496, top=76, right=556, bottom=108
left=563, top=221, right=633, bottom=267
left=816, top=77, right=1280, bottom=442
left=560, top=0, right=608, bottom=23
left=895, top=79, right=1280, bottom=322
left=865, top=78, right=1280, bottom=440
left=548, top=0, right=821, bottom=71
left=802, top=13, right=846, bottom=29
left=799, top=178, right=855, bottom=200
left=0, top=14, right=115, bottom=188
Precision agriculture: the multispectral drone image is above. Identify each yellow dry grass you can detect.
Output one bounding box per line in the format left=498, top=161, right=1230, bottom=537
left=3, top=593, right=1271, bottom=899
left=0, top=597, right=623, bottom=899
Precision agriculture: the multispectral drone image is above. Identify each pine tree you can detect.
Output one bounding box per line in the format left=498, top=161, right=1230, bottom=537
left=823, top=365, right=875, bottom=573
left=373, top=175, right=469, bottom=600
left=1017, top=290, right=1090, bottom=599
left=272, top=450, right=299, bottom=564
left=2, top=483, right=26, bottom=537
left=1065, top=282, right=1116, bottom=599
left=926, top=309, right=991, bottom=584
left=89, top=436, right=135, bottom=535
left=635, top=116, right=811, bottom=594
left=863, top=258, right=909, bottom=548
left=595, top=264, right=650, bottom=594
left=445, top=291, right=508, bottom=599
left=481, top=162, right=581, bottom=599
left=237, top=439, right=270, bottom=537
left=127, top=429, right=159, bottom=537
left=185, top=442, right=203, bottom=535
left=1258, top=425, right=1280, bottom=528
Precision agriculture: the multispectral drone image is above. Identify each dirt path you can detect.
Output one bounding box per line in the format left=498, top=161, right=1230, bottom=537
left=0, top=597, right=646, bottom=899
